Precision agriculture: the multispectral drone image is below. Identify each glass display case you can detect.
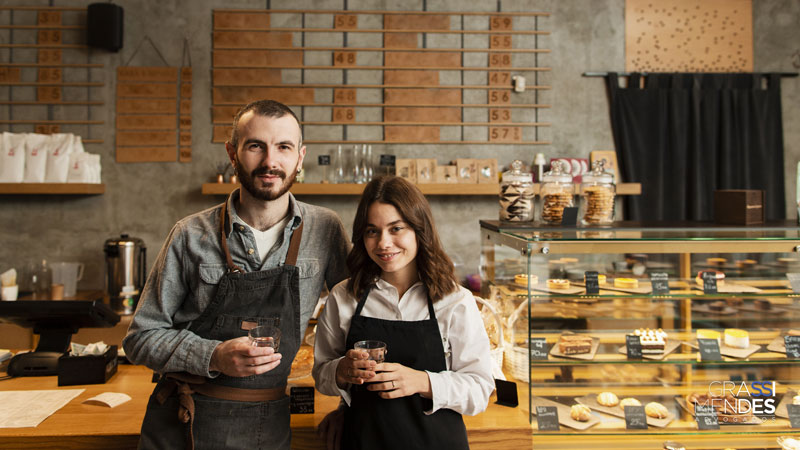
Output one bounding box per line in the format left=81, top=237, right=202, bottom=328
left=479, top=220, right=800, bottom=450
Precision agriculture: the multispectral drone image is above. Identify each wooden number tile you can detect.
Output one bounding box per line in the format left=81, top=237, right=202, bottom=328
left=213, top=125, right=233, bottom=143
left=212, top=106, right=240, bottom=123
left=384, top=15, right=449, bottom=31
left=38, top=29, right=62, bottom=44
left=385, top=107, right=460, bottom=123
left=38, top=49, right=61, bottom=64
left=179, top=131, right=192, bottom=147
left=213, top=50, right=303, bottom=68
left=38, top=11, right=62, bottom=25
left=180, top=99, right=191, bottom=114
left=116, top=115, right=177, bottom=130
left=334, top=14, right=358, bottom=29
left=385, top=70, right=438, bottom=86
left=490, top=16, right=513, bottom=30
left=213, top=31, right=292, bottom=49
left=213, top=68, right=281, bottom=86
left=117, top=67, right=178, bottom=82
left=490, top=35, right=512, bottom=49
left=385, top=52, right=460, bottom=68
left=334, top=88, right=356, bottom=104
left=489, top=108, right=512, bottom=123
left=116, top=131, right=176, bottom=147
left=179, top=147, right=192, bottom=163
left=37, top=67, right=62, bottom=83
left=384, top=33, right=418, bottom=49
left=212, top=87, right=314, bottom=105
left=489, top=71, right=511, bottom=86
left=116, top=147, right=176, bottom=163
left=179, top=115, right=192, bottom=130
left=181, top=67, right=192, bottom=79
left=489, top=126, right=522, bottom=142
left=0, top=67, right=21, bottom=83
left=117, top=83, right=178, bottom=99
left=488, top=89, right=510, bottom=104
left=37, top=86, right=62, bottom=102
left=384, top=88, right=461, bottom=105
left=385, top=126, right=440, bottom=142
left=333, top=51, right=357, bottom=67
left=34, top=124, right=60, bottom=134
left=117, top=99, right=175, bottom=114
left=333, top=107, right=355, bottom=122
left=214, top=11, right=270, bottom=30
left=181, top=83, right=192, bottom=98
left=489, top=52, right=512, bottom=68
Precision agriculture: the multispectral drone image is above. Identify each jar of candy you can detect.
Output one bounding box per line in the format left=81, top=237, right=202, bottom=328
left=499, top=160, right=534, bottom=222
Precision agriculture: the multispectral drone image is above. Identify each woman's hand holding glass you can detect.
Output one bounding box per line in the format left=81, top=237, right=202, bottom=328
left=366, top=363, right=432, bottom=399
left=335, top=349, right=377, bottom=388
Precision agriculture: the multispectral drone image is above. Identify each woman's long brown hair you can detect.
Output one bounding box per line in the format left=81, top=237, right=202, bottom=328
left=346, top=175, right=459, bottom=302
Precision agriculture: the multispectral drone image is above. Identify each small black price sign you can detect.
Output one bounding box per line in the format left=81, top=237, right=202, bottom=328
left=702, top=271, right=718, bottom=294
left=561, top=207, right=578, bottom=226
left=530, top=338, right=549, bottom=360
left=584, top=271, right=599, bottom=295
left=290, top=386, right=315, bottom=414
left=318, top=155, right=331, bottom=165
left=694, top=404, right=720, bottom=430
left=649, top=272, right=670, bottom=295
left=379, top=154, right=396, bottom=167
left=785, top=335, right=800, bottom=359
left=624, top=405, right=648, bottom=429
left=788, top=404, right=800, bottom=429
left=535, top=406, right=560, bottom=431
left=626, top=334, right=643, bottom=359
left=698, top=338, right=722, bottom=361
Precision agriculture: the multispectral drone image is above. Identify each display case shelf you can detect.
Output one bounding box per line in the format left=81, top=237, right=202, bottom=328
left=0, top=183, right=105, bottom=195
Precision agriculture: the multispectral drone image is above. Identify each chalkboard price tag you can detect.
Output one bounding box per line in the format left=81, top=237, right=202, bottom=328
left=561, top=207, right=578, bottom=226
left=788, top=404, right=800, bottom=429
left=379, top=154, right=395, bottom=167
left=535, top=406, right=560, bottom=431
left=290, top=386, right=315, bottom=414
left=785, top=336, right=800, bottom=359
left=694, top=404, right=719, bottom=430
left=649, top=272, right=670, bottom=295
left=701, top=271, right=718, bottom=294
left=584, top=271, right=599, bottom=295
left=494, top=379, right=519, bottom=407
left=626, top=334, right=643, bottom=359
left=624, top=405, right=648, bottom=429
left=698, top=338, right=722, bottom=361
left=318, top=155, right=331, bottom=165
left=786, top=273, right=800, bottom=293
left=530, top=338, right=549, bottom=361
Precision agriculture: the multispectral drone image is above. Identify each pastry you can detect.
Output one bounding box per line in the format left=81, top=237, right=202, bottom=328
left=686, top=391, right=752, bottom=423
left=560, top=257, right=579, bottom=264
left=708, top=300, right=727, bottom=311
left=789, top=329, right=800, bottom=336
left=725, top=297, right=743, bottom=307
left=558, top=334, right=593, bottom=355
left=514, top=273, right=538, bottom=286
left=632, top=328, right=667, bottom=354
left=619, top=398, right=641, bottom=407
left=290, top=345, right=314, bottom=379
left=541, top=191, right=573, bottom=223
left=697, top=329, right=721, bottom=345
left=706, top=257, right=727, bottom=266
left=735, top=259, right=757, bottom=268
left=570, top=404, right=592, bottom=422
left=780, top=438, right=800, bottom=450
left=596, top=392, right=619, bottom=407
left=582, top=185, right=615, bottom=224
left=723, top=328, right=750, bottom=349
left=644, top=401, right=669, bottom=419
left=614, top=277, right=638, bottom=289
left=793, top=395, right=800, bottom=405
left=696, top=270, right=725, bottom=287
left=584, top=273, right=607, bottom=285
left=778, top=257, right=798, bottom=265
left=754, top=299, right=772, bottom=310
left=547, top=278, right=570, bottom=290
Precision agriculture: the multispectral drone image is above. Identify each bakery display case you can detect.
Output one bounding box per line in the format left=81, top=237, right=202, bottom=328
left=478, top=220, right=800, bottom=450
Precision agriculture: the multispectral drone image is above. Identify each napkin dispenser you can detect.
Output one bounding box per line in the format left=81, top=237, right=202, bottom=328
left=57, top=345, right=118, bottom=386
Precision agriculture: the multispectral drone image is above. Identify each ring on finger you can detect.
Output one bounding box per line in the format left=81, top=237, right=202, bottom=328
left=391, top=380, right=395, bottom=389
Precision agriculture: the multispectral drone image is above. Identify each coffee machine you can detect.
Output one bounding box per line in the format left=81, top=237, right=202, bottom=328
left=104, top=234, right=146, bottom=314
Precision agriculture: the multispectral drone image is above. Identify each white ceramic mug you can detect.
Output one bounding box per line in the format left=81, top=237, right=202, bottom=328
left=1, top=284, right=18, bottom=301
left=51, top=262, right=84, bottom=298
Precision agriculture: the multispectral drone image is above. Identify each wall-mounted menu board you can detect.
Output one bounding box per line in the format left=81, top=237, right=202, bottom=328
left=211, top=9, right=550, bottom=146
left=0, top=6, right=105, bottom=143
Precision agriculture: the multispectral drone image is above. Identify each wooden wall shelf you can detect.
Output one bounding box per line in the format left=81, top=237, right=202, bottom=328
left=0, top=183, right=105, bottom=195
left=202, top=182, right=642, bottom=196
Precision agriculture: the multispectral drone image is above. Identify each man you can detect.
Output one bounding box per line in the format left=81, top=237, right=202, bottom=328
left=123, top=100, right=350, bottom=449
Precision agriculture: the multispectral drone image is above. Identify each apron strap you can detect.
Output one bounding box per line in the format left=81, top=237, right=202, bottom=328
left=353, top=284, right=372, bottom=317
left=284, top=221, right=304, bottom=266
left=426, top=294, right=436, bottom=321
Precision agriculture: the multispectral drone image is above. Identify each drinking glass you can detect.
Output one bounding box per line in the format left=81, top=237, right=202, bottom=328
left=249, top=325, right=281, bottom=351
left=354, top=340, right=387, bottom=363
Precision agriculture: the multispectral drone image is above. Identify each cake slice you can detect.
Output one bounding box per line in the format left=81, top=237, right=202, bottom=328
left=559, top=334, right=593, bottom=355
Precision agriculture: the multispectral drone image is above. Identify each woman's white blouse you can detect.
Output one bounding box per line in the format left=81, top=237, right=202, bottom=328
left=312, top=278, right=495, bottom=416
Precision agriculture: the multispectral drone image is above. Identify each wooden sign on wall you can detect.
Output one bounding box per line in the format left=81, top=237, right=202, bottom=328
left=626, top=0, right=753, bottom=72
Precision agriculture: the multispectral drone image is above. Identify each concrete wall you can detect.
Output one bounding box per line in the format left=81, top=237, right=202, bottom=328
left=0, top=0, right=798, bottom=292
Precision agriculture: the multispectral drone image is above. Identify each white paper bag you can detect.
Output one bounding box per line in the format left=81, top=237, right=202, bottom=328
left=67, top=152, right=92, bottom=183
left=44, top=133, right=73, bottom=182
left=72, top=134, right=85, bottom=154
left=23, top=133, right=49, bottom=183
left=0, top=132, right=26, bottom=183
left=88, top=153, right=101, bottom=183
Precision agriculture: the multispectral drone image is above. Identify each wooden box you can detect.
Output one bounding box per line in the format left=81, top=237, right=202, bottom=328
left=455, top=159, right=477, bottom=184
left=434, top=165, right=458, bottom=184
left=714, top=190, right=764, bottom=225
left=415, top=158, right=436, bottom=184
left=476, top=158, right=498, bottom=184
left=395, top=159, right=417, bottom=183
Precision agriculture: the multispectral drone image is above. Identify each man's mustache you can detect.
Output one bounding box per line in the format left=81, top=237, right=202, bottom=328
left=251, top=167, right=286, bottom=179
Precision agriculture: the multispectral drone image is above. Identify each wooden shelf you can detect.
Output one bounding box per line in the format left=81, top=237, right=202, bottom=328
left=0, top=183, right=105, bottom=195
left=202, top=182, right=642, bottom=196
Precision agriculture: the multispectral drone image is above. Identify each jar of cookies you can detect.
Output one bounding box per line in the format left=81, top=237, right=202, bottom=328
left=538, top=160, right=574, bottom=224
left=578, top=160, right=616, bottom=225
left=499, top=159, right=534, bottom=222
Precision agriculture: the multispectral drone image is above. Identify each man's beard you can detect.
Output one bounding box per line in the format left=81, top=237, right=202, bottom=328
left=235, top=159, right=298, bottom=201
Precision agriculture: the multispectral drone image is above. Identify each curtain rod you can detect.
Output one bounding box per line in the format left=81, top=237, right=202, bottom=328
left=583, top=71, right=798, bottom=77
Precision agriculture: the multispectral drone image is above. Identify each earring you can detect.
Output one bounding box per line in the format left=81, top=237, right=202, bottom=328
left=297, top=168, right=302, bottom=174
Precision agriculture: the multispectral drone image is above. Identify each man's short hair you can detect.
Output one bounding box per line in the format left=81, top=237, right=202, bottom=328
left=229, top=99, right=302, bottom=148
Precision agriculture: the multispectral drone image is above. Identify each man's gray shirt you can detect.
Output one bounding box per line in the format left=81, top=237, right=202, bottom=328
left=123, top=191, right=350, bottom=377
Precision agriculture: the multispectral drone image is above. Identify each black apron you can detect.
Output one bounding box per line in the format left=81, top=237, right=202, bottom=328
left=138, top=203, right=303, bottom=450
left=341, top=285, right=470, bottom=450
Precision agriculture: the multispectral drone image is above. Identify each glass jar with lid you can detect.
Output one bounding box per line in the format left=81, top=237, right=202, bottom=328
left=578, top=160, right=616, bottom=225
left=538, top=160, right=574, bottom=224
left=499, top=159, right=534, bottom=222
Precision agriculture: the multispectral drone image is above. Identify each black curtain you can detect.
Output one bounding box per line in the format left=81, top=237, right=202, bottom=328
left=606, top=73, right=785, bottom=221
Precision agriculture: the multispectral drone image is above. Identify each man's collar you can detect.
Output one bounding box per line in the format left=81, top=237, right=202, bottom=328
left=224, top=188, right=302, bottom=237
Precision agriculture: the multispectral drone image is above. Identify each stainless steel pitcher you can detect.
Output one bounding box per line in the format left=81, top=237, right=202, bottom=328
left=104, top=234, right=146, bottom=315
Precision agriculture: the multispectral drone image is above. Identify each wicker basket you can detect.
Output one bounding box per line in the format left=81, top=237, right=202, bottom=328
left=503, top=300, right=530, bottom=382
left=474, top=296, right=504, bottom=371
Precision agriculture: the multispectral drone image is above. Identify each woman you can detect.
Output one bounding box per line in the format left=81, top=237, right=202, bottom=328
left=313, top=175, right=494, bottom=450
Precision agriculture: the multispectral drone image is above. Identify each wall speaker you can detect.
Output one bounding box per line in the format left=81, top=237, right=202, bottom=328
left=87, top=3, right=124, bottom=52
